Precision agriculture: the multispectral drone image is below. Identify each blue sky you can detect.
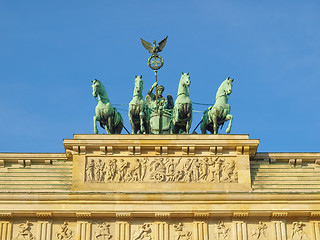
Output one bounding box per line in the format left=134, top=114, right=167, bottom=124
left=0, top=1, right=319, bottom=153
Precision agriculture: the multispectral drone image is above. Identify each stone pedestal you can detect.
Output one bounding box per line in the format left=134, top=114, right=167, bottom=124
left=1, top=134, right=320, bottom=240
left=65, top=134, right=258, bottom=193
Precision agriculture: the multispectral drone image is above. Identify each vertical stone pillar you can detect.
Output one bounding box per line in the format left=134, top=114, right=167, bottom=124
left=193, top=221, right=208, bottom=240
left=271, top=212, right=287, bottom=240
left=232, top=221, right=247, bottom=240
left=37, top=221, right=52, bottom=240
left=154, top=222, right=169, bottom=240
left=76, top=221, right=92, bottom=240
left=116, top=221, right=130, bottom=240
left=272, top=221, right=287, bottom=240
left=0, top=221, right=12, bottom=240
left=311, top=221, right=320, bottom=240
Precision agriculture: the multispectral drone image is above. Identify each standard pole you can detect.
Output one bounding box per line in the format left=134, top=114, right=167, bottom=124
left=155, top=69, right=158, bottom=104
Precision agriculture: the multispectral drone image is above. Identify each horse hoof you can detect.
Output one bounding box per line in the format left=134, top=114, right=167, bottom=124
left=94, top=130, right=98, bottom=134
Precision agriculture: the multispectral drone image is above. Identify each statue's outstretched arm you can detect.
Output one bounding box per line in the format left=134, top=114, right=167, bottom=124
left=148, top=82, right=158, bottom=95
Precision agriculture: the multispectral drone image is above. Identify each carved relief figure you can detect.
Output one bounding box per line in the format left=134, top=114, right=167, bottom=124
left=131, top=159, right=142, bottom=181
left=174, top=170, right=184, bottom=181
left=86, top=159, right=95, bottom=182
left=118, top=159, right=129, bottom=182
left=56, top=222, right=73, bottom=240
left=183, top=159, right=193, bottom=182
left=173, top=223, right=192, bottom=240
left=214, top=221, right=230, bottom=240
left=132, top=223, right=152, bottom=240
left=96, top=159, right=106, bottom=182
left=251, top=221, right=267, bottom=239
left=211, top=158, right=222, bottom=182
left=165, top=158, right=180, bottom=182
left=141, top=158, right=147, bottom=181
left=220, top=160, right=238, bottom=182
left=291, top=222, right=309, bottom=240
left=95, top=222, right=112, bottom=240
left=199, top=157, right=212, bottom=180
left=106, top=159, right=117, bottom=181
left=192, top=158, right=200, bottom=182
left=14, top=221, right=35, bottom=240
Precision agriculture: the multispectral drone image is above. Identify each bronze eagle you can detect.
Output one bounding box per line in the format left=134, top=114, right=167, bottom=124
left=140, top=36, right=168, bottom=55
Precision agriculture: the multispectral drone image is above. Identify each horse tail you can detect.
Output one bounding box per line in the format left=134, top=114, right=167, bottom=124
left=113, top=108, right=123, bottom=126
left=99, top=122, right=105, bottom=129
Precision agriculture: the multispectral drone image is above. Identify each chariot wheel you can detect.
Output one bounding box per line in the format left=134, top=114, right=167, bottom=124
left=154, top=172, right=165, bottom=182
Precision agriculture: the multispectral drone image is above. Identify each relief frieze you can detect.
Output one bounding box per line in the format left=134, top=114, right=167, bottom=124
left=56, top=222, right=73, bottom=240
left=214, top=221, right=230, bottom=240
left=132, top=223, right=153, bottom=240
left=14, top=221, right=36, bottom=240
left=94, top=222, right=112, bottom=240
left=173, top=223, right=192, bottom=240
left=251, top=221, right=268, bottom=239
left=84, top=157, right=238, bottom=183
left=291, top=222, right=309, bottom=240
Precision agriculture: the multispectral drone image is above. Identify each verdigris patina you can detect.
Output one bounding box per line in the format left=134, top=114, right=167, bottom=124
left=90, top=36, right=235, bottom=135
left=145, top=82, right=173, bottom=134
left=92, top=79, right=123, bottom=134
left=172, top=72, right=192, bottom=134
left=140, top=36, right=168, bottom=72
left=128, top=75, right=150, bottom=134
left=200, top=77, right=234, bottom=134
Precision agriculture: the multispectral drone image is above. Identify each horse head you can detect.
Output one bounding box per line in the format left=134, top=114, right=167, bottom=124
left=216, top=77, right=233, bottom=100
left=91, top=79, right=109, bottom=103
left=92, top=79, right=101, bottom=98
left=223, top=77, right=234, bottom=96
left=180, top=72, right=191, bottom=88
left=134, top=75, right=143, bottom=97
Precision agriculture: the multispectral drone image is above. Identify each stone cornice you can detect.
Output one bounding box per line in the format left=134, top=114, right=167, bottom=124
left=64, top=134, right=259, bottom=157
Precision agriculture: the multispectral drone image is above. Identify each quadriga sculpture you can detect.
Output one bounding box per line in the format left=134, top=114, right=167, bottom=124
left=92, top=79, right=123, bottom=134
left=200, top=77, right=234, bottom=134
left=128, top=75, right=150, bottom=134
left=172, top=72, right=192, bottom=134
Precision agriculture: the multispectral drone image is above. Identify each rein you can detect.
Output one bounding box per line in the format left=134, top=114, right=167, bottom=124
left=177, top=92, right=186, bottom=97
left=177, top=84, right=189, bottom=97
left=132, top=93, right=142, bottom=98
left=216, top=91, right=230, bottom=101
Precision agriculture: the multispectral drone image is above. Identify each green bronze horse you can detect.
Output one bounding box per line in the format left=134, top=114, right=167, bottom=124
left=92, top=79, right=123, bottom=134
left=172, top=72, right=192, bottom=134
left=200, top=77, right=234, bottom=134
left=128, top=75, right=150, bottom=134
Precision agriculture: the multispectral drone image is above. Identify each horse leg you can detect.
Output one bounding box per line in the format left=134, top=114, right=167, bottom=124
left=225, top=114, right=233, bottom=134
left=129, top=112, right=135, bottom=134
left=93, top=116, right=99, bottom=134
left=213, top=122, right=218, bottom=134
left=173, top=124, right=179, bottom=134
left=140, top=111, right=145, bottom=134
left=106, top=116, right=113, bottom=134
left=173, top=106, right=179, bottom=124
left=185, top=105, right=192, bottom=134
left=212, top=115, right=218, bottom=134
